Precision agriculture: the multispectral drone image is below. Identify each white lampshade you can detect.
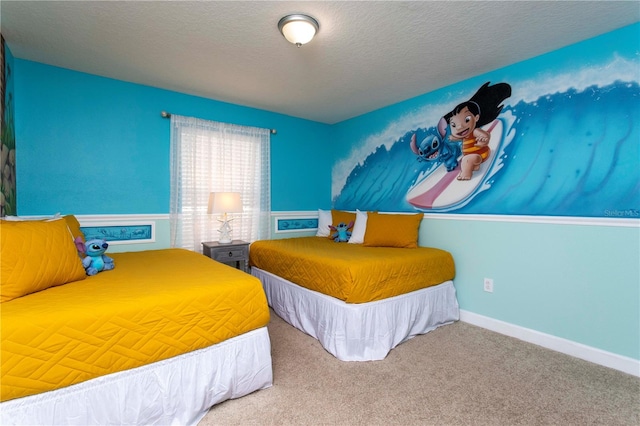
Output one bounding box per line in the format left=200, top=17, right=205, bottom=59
left=278, top=14, right=319, bottom=47
left=207, top=192, right=243, bottom=214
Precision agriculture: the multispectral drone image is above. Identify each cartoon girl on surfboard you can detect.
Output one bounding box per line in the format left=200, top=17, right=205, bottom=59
left=444, top=82, right=512, bottom=180
left=407, top=82, right=511, bottom=209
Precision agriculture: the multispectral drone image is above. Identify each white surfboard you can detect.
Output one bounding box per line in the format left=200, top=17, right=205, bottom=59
left=406, top=119, right=503, bottom=209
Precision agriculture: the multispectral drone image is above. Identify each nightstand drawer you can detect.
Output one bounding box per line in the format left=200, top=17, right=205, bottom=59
left=211, top=247, right=247, bottom=262
left=202, top=240, right=250, bottom=273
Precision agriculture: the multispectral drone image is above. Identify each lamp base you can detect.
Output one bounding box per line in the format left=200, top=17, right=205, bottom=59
left=218, top=218, right=233, bottom=244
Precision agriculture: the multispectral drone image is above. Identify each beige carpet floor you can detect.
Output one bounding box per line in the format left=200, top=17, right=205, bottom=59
left=200, top=310, right=640, bottom=425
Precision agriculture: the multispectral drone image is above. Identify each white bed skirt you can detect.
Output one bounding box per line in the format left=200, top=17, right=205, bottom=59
left=252, top=268, right=459, bottom=361
left=0, top=327, right=273, bottom=426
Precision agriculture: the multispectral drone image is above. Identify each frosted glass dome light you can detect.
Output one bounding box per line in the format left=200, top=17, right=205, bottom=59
left=278, top=14, right=319, bottom=47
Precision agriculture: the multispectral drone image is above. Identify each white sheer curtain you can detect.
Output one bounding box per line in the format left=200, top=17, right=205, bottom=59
left=169, top=115, right=271, bottom=252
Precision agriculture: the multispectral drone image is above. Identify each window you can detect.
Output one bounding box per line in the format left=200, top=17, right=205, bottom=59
left=169, top=115, right=271, bottom=251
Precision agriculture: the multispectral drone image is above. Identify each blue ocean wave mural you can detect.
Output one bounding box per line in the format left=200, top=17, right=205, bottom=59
left=333, top=81, right=639, bottom=218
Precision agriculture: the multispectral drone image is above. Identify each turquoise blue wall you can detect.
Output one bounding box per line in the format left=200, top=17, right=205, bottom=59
left=332, top=24, right=640, bottom=360
left=13, top=61, right=332, bottom=215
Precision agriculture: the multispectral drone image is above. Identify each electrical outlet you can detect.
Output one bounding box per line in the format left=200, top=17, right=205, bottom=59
left=484, top=278, right=494, bottom=293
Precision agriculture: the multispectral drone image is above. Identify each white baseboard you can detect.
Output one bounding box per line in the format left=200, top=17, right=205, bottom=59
left=459, top=310, right=640, bottom=377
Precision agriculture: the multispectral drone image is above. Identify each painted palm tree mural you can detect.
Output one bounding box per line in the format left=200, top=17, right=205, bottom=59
left=1, top=36, right=16, bottom=217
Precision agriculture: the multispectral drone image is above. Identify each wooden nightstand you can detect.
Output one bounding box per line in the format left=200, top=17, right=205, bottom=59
left=202, top=240, right=250, bottom=272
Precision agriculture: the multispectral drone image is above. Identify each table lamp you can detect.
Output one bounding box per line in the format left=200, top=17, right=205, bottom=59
left=208, top=192, right=243, bottom=244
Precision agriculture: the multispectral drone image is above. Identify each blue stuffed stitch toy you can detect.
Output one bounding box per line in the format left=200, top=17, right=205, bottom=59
left=329, top=221, right=354, bottom=242
left=75, top=237, right=115, bottom=276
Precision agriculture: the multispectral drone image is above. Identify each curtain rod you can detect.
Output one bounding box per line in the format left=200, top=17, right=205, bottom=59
left=161, top=111, right=277, bottom=135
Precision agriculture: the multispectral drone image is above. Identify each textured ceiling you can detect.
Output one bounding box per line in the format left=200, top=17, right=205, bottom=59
left=2, top=1, right=638, bottom=124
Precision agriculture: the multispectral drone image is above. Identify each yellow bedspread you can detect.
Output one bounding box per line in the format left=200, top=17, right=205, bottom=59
left=249, top=237, right=455, bottom=303
left=1, top=249, right=270, bottom=402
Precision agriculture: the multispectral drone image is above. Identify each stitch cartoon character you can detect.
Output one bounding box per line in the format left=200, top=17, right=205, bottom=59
left=410, top=117, right=461, bottom=172
left=75, top=237, right=115, bottom=276
left=329, top=221, right=354, bottom=242
left=443, top=82, right=511, bottom=180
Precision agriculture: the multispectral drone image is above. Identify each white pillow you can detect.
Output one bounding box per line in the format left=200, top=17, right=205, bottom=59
left=316, top=209, right=332, bottom=237
left=1, top=213, right=61, bottom=221
left=348, top=209, right=368, bottom=244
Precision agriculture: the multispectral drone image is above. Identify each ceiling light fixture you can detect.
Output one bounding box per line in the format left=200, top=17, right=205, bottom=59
left=278, top=14, right=319, bottom=47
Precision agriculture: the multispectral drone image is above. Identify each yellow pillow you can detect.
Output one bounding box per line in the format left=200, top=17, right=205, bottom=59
left=363, top=212, right=424, bottom=248
left=331, top=210, right=356, bottom=227
left=0, top=218, right=87, bottom=302
left=0, top=214, right=84, bottom=243
left=63, top=214, right=85, bottom=243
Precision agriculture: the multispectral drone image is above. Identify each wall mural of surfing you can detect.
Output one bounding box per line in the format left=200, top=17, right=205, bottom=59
left=407, top=82, right=511, bottom=210
left=332, top=30, right=640, bottom=219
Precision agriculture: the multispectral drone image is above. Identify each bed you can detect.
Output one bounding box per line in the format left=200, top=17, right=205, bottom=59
left=249, top=210, right=459, bottom=361
left=0, top=217, right=272, bottom=425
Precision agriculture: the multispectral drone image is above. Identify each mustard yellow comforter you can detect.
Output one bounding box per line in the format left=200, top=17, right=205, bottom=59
left=1, top=249, right=270, bottom=402
left=249, top=237, right=455, bottom=303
